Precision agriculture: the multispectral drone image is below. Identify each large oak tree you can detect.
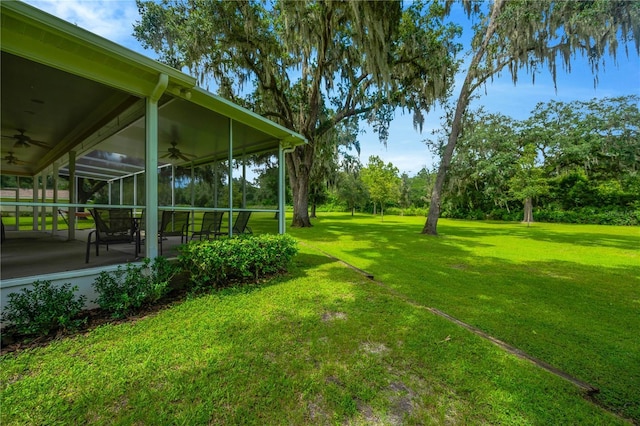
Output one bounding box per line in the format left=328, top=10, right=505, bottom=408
left=134, top=0, right=459, bottom=227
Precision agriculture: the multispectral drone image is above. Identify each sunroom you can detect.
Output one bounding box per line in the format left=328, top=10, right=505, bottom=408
left=0, top=2, right=305, bottom=312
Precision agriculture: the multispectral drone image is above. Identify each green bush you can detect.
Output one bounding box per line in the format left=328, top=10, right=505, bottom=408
left=92, top=257, right=176, bottom=319
left=1, top=280, right=86, bottom=336
left=534, top=207, right=638, bottom=226
left=385, top=207, right=428, bottom=217
left=178, top=234, right=298, bottom=291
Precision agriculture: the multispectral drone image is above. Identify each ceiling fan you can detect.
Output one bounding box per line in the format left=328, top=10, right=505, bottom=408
left=1, top=129, right=51, bottom=149
left=3, top=152, right=28, bottom=165
left=160, top=140, right=197, bottom=163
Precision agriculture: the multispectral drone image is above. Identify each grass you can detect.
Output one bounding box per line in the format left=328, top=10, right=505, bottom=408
left=0, top=215, right=95, bottom=231
left=288, top=213, right=640, bottom=421
left=3, top=210, right=281, bottom=233
left=1, top=213, right=637, bottom=424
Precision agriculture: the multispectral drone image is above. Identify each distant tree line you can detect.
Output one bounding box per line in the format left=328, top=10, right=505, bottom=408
left=309, top=96, right=639, bottom=226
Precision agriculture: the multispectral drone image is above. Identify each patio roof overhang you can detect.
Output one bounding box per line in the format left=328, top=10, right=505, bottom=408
left=1, top=1, right=306, bottom=180
left=0, top=1, right=307, bottom=299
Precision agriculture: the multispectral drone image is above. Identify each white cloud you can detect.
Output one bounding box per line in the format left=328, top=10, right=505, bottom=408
left=24, top=0, right=143, bottom=51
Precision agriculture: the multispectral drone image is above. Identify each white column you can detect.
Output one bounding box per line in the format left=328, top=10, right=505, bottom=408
left=68, top=151, right=76, bottom=241
left=278, top=144, right=285, bottom=234
left=145, top=73, right=167, bottom=259
left=213, top=162, right=218, bottom=208
left=190, top=162, right=195, bottom=230
left=227, top=119, right=233, bottom=236
left=171, top=165, right=175, bottom=207
left=133, top=174, right=137, bottom=208
left=52, top=164, right=59, bottom=232
left=40, top=173, right=46, bottom=231
left=32, top=175, right=38, bottom=230
left=242, top=156, right=246, bottom=208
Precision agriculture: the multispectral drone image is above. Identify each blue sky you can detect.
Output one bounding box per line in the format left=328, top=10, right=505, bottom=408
left=25, top=0, right=640, bottom=176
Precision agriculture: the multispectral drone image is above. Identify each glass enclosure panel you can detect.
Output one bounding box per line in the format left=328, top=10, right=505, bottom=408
left=229, top=149, right=281, bottom=235
left=122, top=176, right=135, bottom=205
left=158, top=166, right=173, bottom=206
left=137, top=173, right=146, bottom=206
left=109, top=182, right=121, bottom=205
left=242, top=150, right=282, bottom=210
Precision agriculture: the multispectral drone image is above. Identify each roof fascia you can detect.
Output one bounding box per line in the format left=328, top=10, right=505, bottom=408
left=189, top=87, right=307, bottom=147
left=0, top=1, right=195, bottom=98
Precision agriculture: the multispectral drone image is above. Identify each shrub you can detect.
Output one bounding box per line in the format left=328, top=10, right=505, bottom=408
left=534, top=207, right=638, bottom=226
left=1, top=280, right=86, bottom=336
left=385, top=207, right=428, bottom=217
left=92, top=257, right=176, bottom=319
left=178, top=234, right=298, bottom=291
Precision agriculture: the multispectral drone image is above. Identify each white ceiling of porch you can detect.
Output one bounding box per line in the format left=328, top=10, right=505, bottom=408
left=1, top=51, right=282, bottom=181
left=1, top=2, right=304, bottom=182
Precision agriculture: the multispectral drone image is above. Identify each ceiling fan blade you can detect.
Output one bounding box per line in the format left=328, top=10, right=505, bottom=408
left=27, top=139, right=51, bottom=149
left=178, top=153, right=192, bottom=162
left=3, top=152, right=29, bottom=165
left=2, top=130, right=51, bottom=149
left=160, top=153, right=171, bottom=159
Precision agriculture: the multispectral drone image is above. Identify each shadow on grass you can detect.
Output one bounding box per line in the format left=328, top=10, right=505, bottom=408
left=308, top=213, right=640, bottom=250
left=31, top=259, right=621, bottom=425
left=288, top=216, right=640, bottom=421
left=438, top=221, right=640, bottom=251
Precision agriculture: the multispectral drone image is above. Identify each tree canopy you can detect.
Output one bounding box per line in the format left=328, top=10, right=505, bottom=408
left=361, top=155, right=401, bottom=220
left=134, top=0, right=460, bottom=227
left=431, top=95, right=639, bottom=225
left=423, top=0, right=640, bottom=234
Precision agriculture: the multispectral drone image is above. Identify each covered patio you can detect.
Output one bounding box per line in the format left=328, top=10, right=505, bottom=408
left=0, top=2, right=305, bottom=311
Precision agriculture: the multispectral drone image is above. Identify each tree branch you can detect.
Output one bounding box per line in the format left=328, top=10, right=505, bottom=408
left=315, top=106, right=374, bottom=139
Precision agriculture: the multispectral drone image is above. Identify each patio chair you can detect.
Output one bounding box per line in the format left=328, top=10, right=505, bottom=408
left=86, top=208, right=135, bottom=263
left=191, top=211, right=225, bottom=240
left=231, top=211, right=253, bottom=235
left=159, top=210, right=191, bottom=254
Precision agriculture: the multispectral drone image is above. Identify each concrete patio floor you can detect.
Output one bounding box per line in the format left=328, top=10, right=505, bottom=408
left=1, top=229, right=184, bottom=280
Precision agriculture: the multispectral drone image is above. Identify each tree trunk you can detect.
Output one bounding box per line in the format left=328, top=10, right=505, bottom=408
left=422, top=0, right=505, bottom=235
left=522, top=197, right=533, bottom=224
left=373, top=203, right=377, bottom=215
left=351, top=207, right=355, bottom=216
left=310, top=202, right=317, bottom=218
left=290, top=172, right=312, bottom=227
left=64, top=177, right=108, bottom=212
left=286, top=144, right=314, bottom=228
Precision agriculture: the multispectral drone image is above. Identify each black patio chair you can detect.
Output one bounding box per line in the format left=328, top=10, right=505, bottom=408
left=231, top=211, right=253, bottom=235
left=191, top=211, right=225, bottom=240
left=86, top=208, right=135, bottom=263
left=159, top=210, right=191, bottom=254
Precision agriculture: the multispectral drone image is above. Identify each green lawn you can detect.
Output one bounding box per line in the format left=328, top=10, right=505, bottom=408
left=288, top=213, right=640, bottom=422
left=4, top=210, right=281, bottom=233
left=1, top=214, right=637, bottom=424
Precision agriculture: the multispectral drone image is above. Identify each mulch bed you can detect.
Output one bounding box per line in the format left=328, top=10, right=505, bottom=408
left=1, top=287, right=190, bottom=356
